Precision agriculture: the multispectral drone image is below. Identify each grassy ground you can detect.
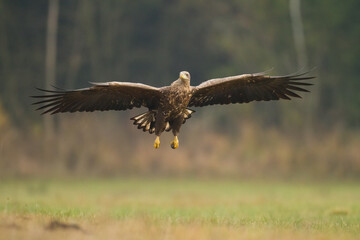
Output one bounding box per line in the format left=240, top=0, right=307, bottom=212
left=0, top=178, right=359, bottom=240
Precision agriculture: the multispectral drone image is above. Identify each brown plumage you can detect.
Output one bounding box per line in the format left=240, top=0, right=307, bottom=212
left=32, top=70, right=314, bottom=149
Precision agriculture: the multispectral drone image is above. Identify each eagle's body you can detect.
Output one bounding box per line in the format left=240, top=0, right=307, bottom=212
left=32, top=71, right=313, bottom=149
left=157, top=77, right=192, bottom=133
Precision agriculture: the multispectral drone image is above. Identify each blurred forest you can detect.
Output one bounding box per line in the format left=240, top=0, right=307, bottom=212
left=0, top=0, right=359, bottom=179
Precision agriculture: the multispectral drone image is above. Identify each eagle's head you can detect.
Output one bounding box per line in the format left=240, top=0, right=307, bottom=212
left=179, top=71, right=190, bottom=82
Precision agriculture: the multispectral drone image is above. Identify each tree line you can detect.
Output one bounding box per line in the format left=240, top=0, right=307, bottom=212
left=0, top=0, right=359, bottom=129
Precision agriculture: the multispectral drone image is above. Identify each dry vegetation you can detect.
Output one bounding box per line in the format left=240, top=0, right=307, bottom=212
left=1, top=216, right=358, bottom=240
left=0, top=110, right=359, bottom=178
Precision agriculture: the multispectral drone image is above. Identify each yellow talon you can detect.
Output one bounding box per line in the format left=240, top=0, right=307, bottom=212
left=170, top=136, right=179, bottom=149
left=154, top=136, right=160, bottom=149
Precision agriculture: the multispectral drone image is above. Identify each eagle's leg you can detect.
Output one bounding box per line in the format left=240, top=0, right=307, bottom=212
left=154, top=136, right=160, bottom=149
left=170, top=136, right=179, bottom=149
left=154, top=110, right=167, bottom=149
left=170, top=115, right=183, bottom=149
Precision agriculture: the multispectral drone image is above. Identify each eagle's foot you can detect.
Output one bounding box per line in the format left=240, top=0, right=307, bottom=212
left=154, top=136, right=160, bottom=149
left=170, top=136, right=179, bottom=149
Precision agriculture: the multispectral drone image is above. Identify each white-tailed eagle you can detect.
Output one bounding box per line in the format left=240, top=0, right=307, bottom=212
left=32, top=71, right=314, bottom=149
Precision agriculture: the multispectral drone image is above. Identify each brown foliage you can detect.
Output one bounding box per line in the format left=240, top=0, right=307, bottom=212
left=0, top=113, right=359, bottom=179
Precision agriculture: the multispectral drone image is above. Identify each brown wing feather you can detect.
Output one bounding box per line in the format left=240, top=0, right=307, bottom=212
left=188, top=71, right=314, bottom=107
left=32, top=82, right=161, bottom=114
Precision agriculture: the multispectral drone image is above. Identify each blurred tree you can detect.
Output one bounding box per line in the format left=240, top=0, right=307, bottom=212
left=290, top=0, right=307, bottom=68
left=289, top=0, right=318, bottom=136
left=44, top=0, right=59, bottom=137
left=0, top=0, right=359, bottom=128
left=303, top=0, right=360, bottom=127
left=0, top=0, right=47, bottom=126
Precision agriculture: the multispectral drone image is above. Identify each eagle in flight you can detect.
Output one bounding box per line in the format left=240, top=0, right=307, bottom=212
left=32, top=71, right=313, bottom=149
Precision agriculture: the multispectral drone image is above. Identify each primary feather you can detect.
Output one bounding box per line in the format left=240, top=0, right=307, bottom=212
left=189, top=71, right=313, bottom=107
left=32, top=82, right=161, bottom=115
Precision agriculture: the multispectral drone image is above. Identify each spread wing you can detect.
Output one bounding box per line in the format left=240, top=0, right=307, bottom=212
left=32, top=82, right=161, bottom=114
left=188, top=71, right=314, bottom=107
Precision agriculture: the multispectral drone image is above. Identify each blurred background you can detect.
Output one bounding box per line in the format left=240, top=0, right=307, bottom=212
left=0, top=0, right=359, bottom=179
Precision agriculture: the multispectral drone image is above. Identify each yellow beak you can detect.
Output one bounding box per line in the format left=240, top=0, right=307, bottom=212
left=180, top=72, right=187, bottom=80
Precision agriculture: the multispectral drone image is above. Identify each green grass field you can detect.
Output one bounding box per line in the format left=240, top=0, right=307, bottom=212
left=0, top=178, right=359, bottom=240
